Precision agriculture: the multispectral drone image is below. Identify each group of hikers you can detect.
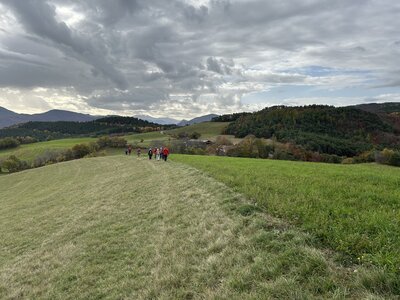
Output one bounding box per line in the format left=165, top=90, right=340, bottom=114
left=125, top=145, right=170, bottom=161
left=147, top=146, right=170, bottom=161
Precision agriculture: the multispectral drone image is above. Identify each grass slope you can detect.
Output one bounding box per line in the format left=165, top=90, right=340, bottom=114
left=166, top=122, right=228, bottom=139
left=173, top=155, right=400, bottom=283
left=0, top=156, right=391, bottom=299
left=0, top=137, right=96, bottom=162
left=123, top=131, right=169, bottom=148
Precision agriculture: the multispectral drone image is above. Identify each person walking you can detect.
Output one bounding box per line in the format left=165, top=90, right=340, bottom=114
left=162, top=146, right=169, bottom=161
left=148, top=148, right=153, bottom=160
left=156, top=148, right=160, bottom=161
left=160, top=147, right=164, bottom=160
left=128, top=145, right=132, bottom=155
left=137, top=148, right=141, bottom=157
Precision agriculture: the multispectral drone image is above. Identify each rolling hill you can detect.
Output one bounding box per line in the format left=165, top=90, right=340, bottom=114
left=0, top=156, right=396, bottom=298
left=225, top=105, right=400, bottom=156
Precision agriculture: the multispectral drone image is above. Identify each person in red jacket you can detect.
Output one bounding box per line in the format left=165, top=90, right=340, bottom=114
left=162, top=147, right=169, bottom=161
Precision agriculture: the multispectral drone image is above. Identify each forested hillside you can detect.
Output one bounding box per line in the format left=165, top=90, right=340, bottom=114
left=0, top=117, right=172, bottom=141
left=353, top=102, right=400, bottom=114
left=225, top=105, right=399, bottom=156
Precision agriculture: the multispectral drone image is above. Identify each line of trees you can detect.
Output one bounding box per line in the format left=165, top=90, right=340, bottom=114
left=0, top=117, right=172, bottom=142
left=0, top=137, right=20, bottom=150
left=0, top=136, right=38, bottom=150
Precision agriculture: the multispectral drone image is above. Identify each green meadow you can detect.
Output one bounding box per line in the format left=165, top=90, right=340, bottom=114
left=173, top=155, right=400, bottom=282
left=0, top=137, right=96, bottom=162
left=0, top=122, right=230, bottom=163
left=165, top=122, right=229, bottom=139
left=0, top=156, right=398, bottom=299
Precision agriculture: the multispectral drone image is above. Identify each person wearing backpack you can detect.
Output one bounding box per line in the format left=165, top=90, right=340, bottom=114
left=162, top=147, right=169, bottom=161
left=148, top=148, right=153, bottom=160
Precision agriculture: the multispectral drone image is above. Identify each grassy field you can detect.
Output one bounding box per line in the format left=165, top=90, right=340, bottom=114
left=173, top=155, right=400, bottom=287
left=0, top=156, right=394, bottom=299
left=0, top=122, right=230, bottom=162
left=123, top=131, right=170, bottom=148
left=166, top=122, right=229, bottom=139
left=0, top=137, right=96, bottom=162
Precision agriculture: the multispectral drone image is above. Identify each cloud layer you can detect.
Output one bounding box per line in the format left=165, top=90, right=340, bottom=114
left=0, top=0, right=399, bottom=117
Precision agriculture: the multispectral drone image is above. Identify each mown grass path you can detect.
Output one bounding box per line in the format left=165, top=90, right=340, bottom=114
left=0, top=156, right=395, bottom=299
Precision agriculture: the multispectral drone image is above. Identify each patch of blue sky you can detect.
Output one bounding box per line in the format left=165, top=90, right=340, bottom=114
left=242, top=84, right=400, bottom=105
left=280, top=65, right=373, bottom=78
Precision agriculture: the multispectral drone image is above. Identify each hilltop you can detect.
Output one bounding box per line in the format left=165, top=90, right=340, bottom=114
left=352, top=102, right=400, bottom=114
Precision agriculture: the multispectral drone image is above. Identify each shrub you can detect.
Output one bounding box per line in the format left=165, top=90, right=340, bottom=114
left=374, top=148, right=399, bottom=166
left=96, top=136, right=110, bottom=148
left=88, top=141, right=101, bottom=153
left=353, top=150, right=375, bottom=163
left=189, top=132, right=201, bottom=139
left=97, top=136, right=127, bottom=148
left=32, top=150, right=66, bottom=168
left=109, top=137, right=127, bottom=148
left=72, top=143, right=91, bottom=159
left=320, top=153, right=342, bottom=164
left=341, top=157, right=354, bottom=164
left=0, top=137, right=20, bottom=150
left=388, top=151, right=400, bottom=166
left=16, top=136, right=38, bottom=144
left=215, top=135, right=233, bottom=146
left=177, top=131, right=189, bottom=139
left=232, top=135, right=259, bottom=158
left=1, top=155, right=29, bottom=173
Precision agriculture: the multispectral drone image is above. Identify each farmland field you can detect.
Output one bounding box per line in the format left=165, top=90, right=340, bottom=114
left=0, top=156, right=396, bottom=298
left=173, top=154, right=400, bottom=286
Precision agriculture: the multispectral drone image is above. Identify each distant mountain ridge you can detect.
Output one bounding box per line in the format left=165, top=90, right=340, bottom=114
left=135, top=114, right=219, bottom=126
left=0, top=107, right=98, bottom=129
left=134, top=115, right=180, bottom=125
left=0, top=107, right=29, bottom=128
left=178, top=114, right=219, bottom=126
left=0, top=107, right=219, bottom=129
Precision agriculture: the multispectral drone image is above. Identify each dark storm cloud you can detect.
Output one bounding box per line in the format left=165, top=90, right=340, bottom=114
left=0, top=0, right=399, bottom=116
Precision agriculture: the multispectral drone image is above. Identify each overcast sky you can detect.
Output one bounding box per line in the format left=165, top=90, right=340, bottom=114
left=0, top=0, right=400, bottom=118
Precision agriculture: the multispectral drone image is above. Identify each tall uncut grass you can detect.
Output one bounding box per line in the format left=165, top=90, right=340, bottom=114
left=173, top=155, right=400, bottom=294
